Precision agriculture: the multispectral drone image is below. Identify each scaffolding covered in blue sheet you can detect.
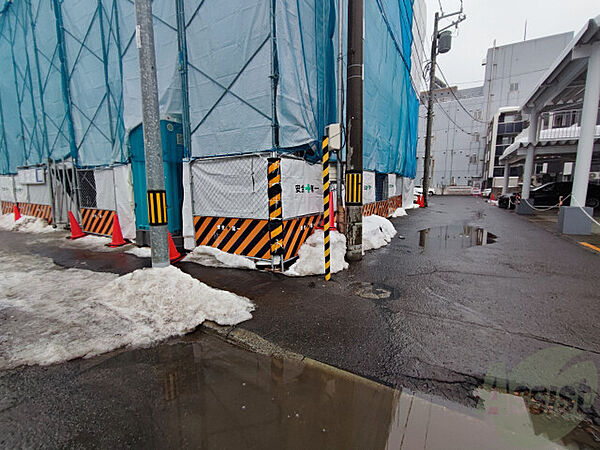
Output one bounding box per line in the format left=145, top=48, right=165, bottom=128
left=365, top=0, right=418, bottom=178
left=0, top=0, right=418, bottom=178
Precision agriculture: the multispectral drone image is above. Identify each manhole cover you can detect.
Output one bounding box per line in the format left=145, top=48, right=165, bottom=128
left=352, top=282, right=392, bottom=300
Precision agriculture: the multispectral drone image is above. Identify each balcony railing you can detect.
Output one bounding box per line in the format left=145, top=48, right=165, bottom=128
left=539, top=109, right=600, bottom=141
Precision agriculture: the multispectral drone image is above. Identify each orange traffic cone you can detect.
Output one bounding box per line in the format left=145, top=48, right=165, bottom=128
left=67, top=211, right=86, bottom=240
left=419, top=194, right=425, bottom=208
left=106, top=214, right=127, bottom=247
left=490, top=193, right=495, bottom=201
left=168, top=232, right=184, bottom=263
left=13, top=204, right=21, bottom=221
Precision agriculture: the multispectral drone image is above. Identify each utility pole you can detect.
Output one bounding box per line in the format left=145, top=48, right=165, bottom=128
left=135, top=0, right=170, bottom=268
left=423, top=6, right=466, bottom=207
left=345, top=0, right=363, bottom=261
left=336, top=0, right=345, bottom=233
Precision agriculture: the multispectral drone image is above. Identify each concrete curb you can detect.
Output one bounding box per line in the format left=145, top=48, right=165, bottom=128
left=200, top=321, right=304, bottom=361
left=200, top=321, right=394, bottom=393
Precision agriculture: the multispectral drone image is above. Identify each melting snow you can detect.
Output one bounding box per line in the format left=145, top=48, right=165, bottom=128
left=125, top=246, right=152, bottom=258
left=363, top=215, right=397, bottom=252
left=0, top=213, right=54, bottom=233
left=286, top=229, right=349, bottom=277
left=183, top=246, right=256, bottom=270
left=0, top=251, right=254, bottom=370
left=390, top=207, right=408, bottom=218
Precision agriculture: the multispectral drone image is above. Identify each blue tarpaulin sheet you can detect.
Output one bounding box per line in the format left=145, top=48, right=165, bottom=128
left=0, top=0, right=417, bottom=177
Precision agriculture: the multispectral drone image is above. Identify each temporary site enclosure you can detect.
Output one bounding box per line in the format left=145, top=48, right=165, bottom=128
left=0, top=0, right=422, bottom=263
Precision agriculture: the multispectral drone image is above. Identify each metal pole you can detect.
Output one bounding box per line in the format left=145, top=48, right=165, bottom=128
left=423, top=12, right=439, bottom=208
left=134, top=0, right=169, bottom=268
left=269, top=0, right=279, bottom=150
left=175, top=0, right=192, bottom=159
left=345, top=0, right=363, bottom=262
left=52, top=0, right=78, bottom=164
left=336, top=0, right=345, bottom=232
left=47, top=159, right=57, bottom=227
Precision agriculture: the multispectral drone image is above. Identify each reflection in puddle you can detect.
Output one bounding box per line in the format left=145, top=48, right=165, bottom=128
left=1, top=334, right=597, bottom=449
left=419, top=225, right=497, bottom=253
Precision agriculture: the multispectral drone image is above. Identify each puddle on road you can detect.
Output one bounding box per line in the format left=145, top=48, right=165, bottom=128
left=0, top=334, right=597, bottom=449
left=418, top=224, right=497, bottom=253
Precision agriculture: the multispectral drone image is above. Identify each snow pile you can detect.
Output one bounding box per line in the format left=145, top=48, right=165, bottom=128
left=390, top=207, right=408, bottom=218
left=0, top=213, right=54, bottom=233
left=404, top=203, right=420, bottom=210
left=286, top=229, right=349, bottom=277
left=183, top=245, right=256, bottom=270
left=67, top=234, right=113, bottom=250
left=363, top=215, right=397, bottom=251
left=125, top=246, right=152, bottom=258
left=0, top=251, right=254, bottom=369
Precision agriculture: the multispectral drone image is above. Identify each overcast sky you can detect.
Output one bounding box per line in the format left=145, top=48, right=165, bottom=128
left=423, top=0, right=599, bottom=89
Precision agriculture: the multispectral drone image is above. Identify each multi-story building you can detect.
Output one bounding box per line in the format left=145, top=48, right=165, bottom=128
left=417, top=32, right=574, bottom=190
left=416, top=86, right=487, bottom=189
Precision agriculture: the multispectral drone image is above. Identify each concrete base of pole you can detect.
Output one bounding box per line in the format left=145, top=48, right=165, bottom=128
left=345, top=205, right=363, bottom=261
left=558, top=206, right=593, bottom=235
left=516, top=199, right=536, bottom=215
left=149, top=225, right=170, bottom=267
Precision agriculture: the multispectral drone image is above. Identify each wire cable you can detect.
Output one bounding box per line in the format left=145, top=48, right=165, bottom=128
left=436, top=63, right=487, bottom=123
left=434, top=97, right=476, bottom=136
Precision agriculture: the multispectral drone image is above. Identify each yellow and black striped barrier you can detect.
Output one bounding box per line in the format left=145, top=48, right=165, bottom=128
left=345, top=171, right=362, bottom=206
left=322, top=137, right=331, bottom=281
left=267, top=157, right=284, bottom=259
left=147, top=190, right=167, bottom=226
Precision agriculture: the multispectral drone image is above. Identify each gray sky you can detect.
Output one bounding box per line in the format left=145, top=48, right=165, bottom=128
left=423, top=0, right=599, bottom=89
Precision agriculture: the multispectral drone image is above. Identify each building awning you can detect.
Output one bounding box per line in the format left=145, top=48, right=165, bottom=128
left=521, top=15, right=600, bottom=114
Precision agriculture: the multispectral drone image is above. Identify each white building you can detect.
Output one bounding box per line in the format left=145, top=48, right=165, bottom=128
left=417, top=32, right=574, bottom=191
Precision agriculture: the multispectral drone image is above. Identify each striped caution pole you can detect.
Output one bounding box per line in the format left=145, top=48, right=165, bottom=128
left=345, top=170, right=363, bottom=206
left=267, top=157, right=284, bottom=270
left=147, top=190, right=168, bottom=226
left=322, top=137, right=331, bottom=281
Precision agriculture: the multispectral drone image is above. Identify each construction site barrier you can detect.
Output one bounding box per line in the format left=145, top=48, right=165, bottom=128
left=79, top=208, right=115, bottom=237
left=2, top=201, right=52, bottom=224
left=363, top=195, right=403, bottom=217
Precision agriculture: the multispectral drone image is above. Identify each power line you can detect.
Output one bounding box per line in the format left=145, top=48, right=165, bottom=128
left=434, top=97, right=476, bottom=136
left=436, top=63, right=487, bottom=123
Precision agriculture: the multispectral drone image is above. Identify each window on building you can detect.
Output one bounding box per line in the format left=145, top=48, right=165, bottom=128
left=510, top=82, right=519, bottom=92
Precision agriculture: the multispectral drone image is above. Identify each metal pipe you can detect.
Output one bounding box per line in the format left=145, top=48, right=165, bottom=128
left=269, top=0, right=279, bottom=152
left=52, top=0, right=78, bottom=162
left=175, top=0, right=192, bottom=159
left=47, top=159, right=57, bottom=227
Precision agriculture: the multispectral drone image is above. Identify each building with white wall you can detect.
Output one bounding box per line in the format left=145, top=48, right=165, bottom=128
left=417, top=32, right=574, bottom=190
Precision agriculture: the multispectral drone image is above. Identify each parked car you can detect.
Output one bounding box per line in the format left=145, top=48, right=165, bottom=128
left=414, top=186, right=435, bottom=196
left=498, top=182, right=600, bottom=210
left=482, top=188, right=492, bottom=198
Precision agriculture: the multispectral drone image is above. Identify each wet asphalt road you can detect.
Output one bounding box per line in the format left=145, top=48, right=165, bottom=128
left=180, top=196, right=600, bottom=416
left=2, top=196, right=599, bottom=421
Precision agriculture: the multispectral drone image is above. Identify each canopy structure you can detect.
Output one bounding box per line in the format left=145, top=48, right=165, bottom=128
left=0, top=0, right=419, bottom=177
